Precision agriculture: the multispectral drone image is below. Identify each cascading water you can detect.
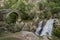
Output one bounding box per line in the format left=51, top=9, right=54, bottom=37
left=35, top=19, right=54, bottom=36
left=35, top=21, right=43, bottom=35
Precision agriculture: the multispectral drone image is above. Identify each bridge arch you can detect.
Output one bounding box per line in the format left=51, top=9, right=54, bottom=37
left=0, top=9, right=21, bottom=23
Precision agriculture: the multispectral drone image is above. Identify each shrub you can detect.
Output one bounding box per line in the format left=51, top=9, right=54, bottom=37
left=21, top=13, right=29, bottom=20
left=0, top=37, right=20, bottom=40
left=11, top=0, right=34, bottom=20
left=0, top=25, right=5, bottom=34
left=5, top=0, right=18, bottom=8
left=21, top=13, right=34, bottom=20
left=5, top=23, right=22, bottom=33
left=53, top=27, right=60, bottom=38
left=5, top=24, right=17, bottom=33
left=0, top=7, right=4, bottom=10
left=48, top=2, right=60, bottom=13
left=38, top=0, right=60, bottom=19
left=0, top=14, right=3, bottom=21
left=38, top=2, right=46, bottom=10
left=57, top=13, right=60, bottom=19
left=39, top=11, right=52, bottom=19
left=14, top=24, right=21, bottom=32
left=47, top=0, right=60, bottom=3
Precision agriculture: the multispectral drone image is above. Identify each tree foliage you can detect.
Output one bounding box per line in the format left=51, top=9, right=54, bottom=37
left=5, top=0, right=18, bottom=8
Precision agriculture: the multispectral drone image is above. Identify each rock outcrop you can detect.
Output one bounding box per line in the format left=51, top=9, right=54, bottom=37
left=6, top=31, right=39, bottom=40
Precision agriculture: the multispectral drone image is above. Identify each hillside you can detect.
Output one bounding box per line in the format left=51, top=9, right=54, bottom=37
left=0, top=0, right=60, bottom=40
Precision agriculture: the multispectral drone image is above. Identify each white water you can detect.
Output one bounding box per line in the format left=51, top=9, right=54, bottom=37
left=35, top=19, right=54, bottom=36
left=35, top=21, right=43, bottom=35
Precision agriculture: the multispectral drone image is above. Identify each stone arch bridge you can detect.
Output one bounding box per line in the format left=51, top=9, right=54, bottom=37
left=0, top=9, right=20, bottom=21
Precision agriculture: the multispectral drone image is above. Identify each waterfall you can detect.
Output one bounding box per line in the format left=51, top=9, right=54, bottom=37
left=35, top=19, right=54, bottom=36
left=35, top=21, right=43, bottom=35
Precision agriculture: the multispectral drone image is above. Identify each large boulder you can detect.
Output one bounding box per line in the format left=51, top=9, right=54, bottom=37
left=11, top=31, right=39, bottom=40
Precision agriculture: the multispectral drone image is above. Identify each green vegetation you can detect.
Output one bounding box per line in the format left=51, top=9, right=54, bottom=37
left=5, top=0, right=34, bottom=20
left=5, top=24, right=21, bottom=33
left=5, top=0, right=18, bottom=8
left=53, top=27, right=60, bottom=38
left=38, top=0, right=60, bottom=19
left=0, top=0, right=60, bottom=40
left=52, top=36, right=60, bottom=40
left=0, top=14, right=3, bottom=21
left=0, top=25, right=4, bottom=34
left=0, top=37, right=20, bottom=40
left=4, top=0, right=60, bottom=20
left=11, top=0, right=34, bottom=20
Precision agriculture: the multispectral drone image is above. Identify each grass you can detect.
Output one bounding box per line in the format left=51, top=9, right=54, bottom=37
left=0, top=32, right=13, bottom=37
left=0, top=32, right=21, bottom=40
left=0, top=32, right=22, bottom=37
left=0, top=37, right=20, bottom=40
left=52, top=36, right=60, bottom=40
